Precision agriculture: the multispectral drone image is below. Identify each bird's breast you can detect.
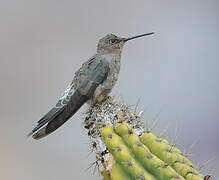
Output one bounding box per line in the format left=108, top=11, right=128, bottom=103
left=91, top=56, right=121, bottom=103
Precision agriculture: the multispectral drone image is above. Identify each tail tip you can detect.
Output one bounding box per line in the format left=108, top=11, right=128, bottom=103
left=27, top=131, right=34, bottom=138
left=31, top=127, right=47, bottom=140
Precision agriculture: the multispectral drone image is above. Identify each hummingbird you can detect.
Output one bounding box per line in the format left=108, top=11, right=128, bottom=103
left=28, top=32, right=154, bottom=140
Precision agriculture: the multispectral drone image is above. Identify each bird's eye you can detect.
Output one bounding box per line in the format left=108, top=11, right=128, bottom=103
left=110, top=39, right=117, bottom=44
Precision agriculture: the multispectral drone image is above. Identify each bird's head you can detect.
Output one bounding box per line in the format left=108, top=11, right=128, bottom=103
left=97, top=32, right=154, bottom=54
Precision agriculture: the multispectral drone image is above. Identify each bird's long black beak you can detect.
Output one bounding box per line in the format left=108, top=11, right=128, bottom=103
left=123, top=32, right=154, bottom=42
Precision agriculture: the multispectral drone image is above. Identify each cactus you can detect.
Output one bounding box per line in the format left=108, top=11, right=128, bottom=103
left=84, top=97, right=209, bottom=180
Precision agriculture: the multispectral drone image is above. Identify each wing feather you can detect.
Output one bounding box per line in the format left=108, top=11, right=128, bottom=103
left=28, top=58, right=110, bottom=139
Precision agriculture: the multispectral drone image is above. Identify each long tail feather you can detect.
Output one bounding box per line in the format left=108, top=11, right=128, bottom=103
left=28, top=90, right=89, bottom=140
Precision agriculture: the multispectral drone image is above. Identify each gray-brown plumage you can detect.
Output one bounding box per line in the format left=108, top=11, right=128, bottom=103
left=28, top=32, right=154, bottom=140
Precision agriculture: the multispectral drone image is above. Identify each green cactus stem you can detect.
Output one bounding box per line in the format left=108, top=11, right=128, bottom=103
left=84, top=97, right=208, bottom=180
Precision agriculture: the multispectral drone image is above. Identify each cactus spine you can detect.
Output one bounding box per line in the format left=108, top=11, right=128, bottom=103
left=84, top=97, right=207, bottom=180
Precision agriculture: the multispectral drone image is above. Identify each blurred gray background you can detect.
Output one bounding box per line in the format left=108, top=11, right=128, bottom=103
left=0, top=0, right=218, bottom=179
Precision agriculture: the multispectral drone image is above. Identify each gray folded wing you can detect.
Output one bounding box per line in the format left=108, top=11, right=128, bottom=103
left=28, top=58, right=110, bottom=139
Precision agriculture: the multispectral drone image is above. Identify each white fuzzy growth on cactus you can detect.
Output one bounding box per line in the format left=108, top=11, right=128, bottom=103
left=84, top=97, right=146, bottom=172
